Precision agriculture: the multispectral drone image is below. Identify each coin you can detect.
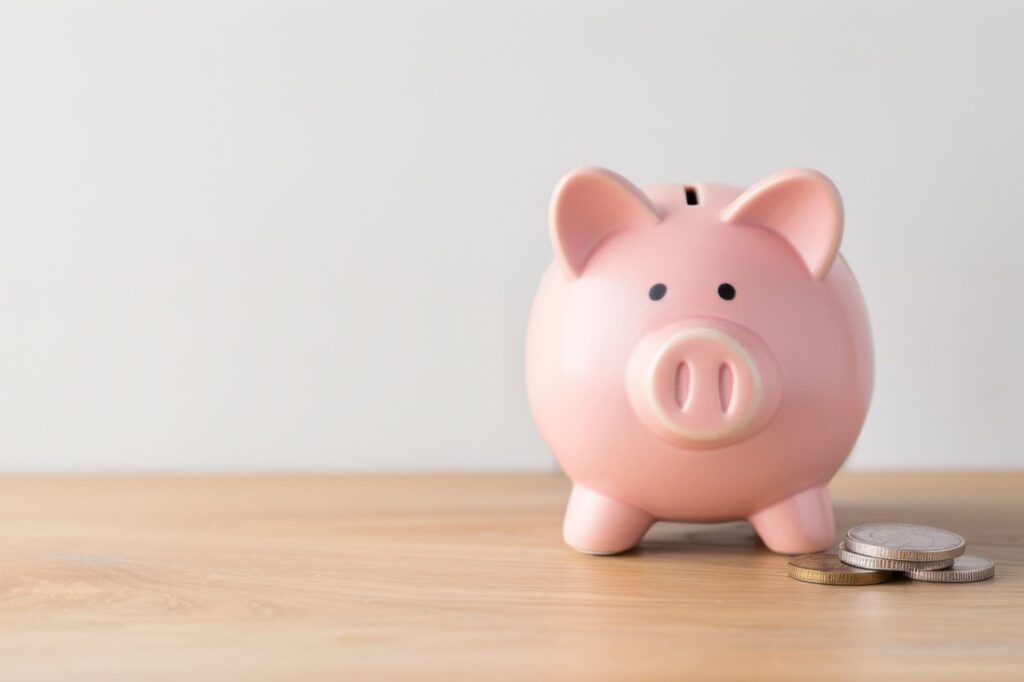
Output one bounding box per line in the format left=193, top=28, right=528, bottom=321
left=839, top=543, right=954, bottom=571
left=905, top=555, right=995, bottom=583
left=788, top=552, right=894, bottom=586
left=845, top=523, right=965, bottom=562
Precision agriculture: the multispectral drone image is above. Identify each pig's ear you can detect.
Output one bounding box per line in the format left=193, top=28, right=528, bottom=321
left=550, top=167, right=660, bottom=278
left=721, top=169, right=844, bottom=280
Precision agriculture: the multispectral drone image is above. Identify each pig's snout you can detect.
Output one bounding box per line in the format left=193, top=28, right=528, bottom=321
left=627, top=322, right=782, bottom=447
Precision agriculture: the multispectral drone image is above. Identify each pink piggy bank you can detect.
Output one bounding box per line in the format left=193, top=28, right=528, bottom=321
left=525, top=167, right=873, bottom=555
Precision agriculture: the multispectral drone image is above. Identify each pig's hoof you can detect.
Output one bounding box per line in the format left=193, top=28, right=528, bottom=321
left=562, top=486, right=653, bottom=555
left=565, top=541, right=635, bottom=556
left=749, top=485, right=836, bottom=554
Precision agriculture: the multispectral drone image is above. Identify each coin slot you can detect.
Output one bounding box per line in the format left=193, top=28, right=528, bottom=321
left=684, top=186, right=699, bottom=206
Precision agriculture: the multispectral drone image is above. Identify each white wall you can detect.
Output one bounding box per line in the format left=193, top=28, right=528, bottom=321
left=1, top=1, right=1021, bottom=471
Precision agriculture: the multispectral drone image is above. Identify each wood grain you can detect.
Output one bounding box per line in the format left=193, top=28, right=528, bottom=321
left=0, top=472, right=1021, bottom=680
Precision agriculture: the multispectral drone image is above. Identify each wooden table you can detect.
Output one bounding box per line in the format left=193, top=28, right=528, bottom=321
left=0, top=473, right=1021, bottom=680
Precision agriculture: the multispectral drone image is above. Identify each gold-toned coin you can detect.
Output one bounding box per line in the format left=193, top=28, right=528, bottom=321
left=844, top=523, right=965, bottom=562
left=905, top=555, right=995, bottom=583
left=839, top=543, right=954, bottom=571
left=788, top=552, right=894, bottom=586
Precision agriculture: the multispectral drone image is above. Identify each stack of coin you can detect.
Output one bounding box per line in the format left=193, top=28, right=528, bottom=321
left=788, top=522, right=995, bottom=585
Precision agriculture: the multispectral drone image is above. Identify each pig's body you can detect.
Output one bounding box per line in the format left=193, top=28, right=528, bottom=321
left=525, top=171, right=873, bottom=555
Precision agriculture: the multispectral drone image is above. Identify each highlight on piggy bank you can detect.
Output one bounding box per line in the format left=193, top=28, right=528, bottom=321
left=525, top=167, right=873, bottom=556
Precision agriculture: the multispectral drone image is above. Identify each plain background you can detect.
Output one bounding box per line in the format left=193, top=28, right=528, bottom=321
left=1, top=1, right=1021, bottom=471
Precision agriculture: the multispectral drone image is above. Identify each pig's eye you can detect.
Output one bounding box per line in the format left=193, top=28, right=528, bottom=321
left=718, top=283, right=736, bottom=301
left=648, top=283, right=667, bottom=301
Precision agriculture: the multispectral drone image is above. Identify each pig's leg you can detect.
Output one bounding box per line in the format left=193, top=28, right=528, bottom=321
left=563, top=485, right=654, bottom=555
left=748, top=485, right=835, bottom=555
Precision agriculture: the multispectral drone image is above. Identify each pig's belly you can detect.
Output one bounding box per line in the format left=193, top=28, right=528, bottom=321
left=560, top=433, right=853, bottom=522
left=575, top=469, right=830, bottom=522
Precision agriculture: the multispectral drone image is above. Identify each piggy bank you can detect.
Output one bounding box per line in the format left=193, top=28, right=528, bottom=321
left=525, top=167, right=873, bottom=555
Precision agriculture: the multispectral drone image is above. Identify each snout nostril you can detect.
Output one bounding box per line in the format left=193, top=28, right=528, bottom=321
left=634, top=326, right=774, bottom=445
left=718, top=363, right=734, bottom=414
left=674, top=362, right=690, bottom=410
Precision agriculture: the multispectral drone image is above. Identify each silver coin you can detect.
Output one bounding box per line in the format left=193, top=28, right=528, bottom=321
left=839, top=543, right=954, bottom=571
left=905, top=555, right=995, bottom=583
left=844, top=523, right=965, bottom=561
